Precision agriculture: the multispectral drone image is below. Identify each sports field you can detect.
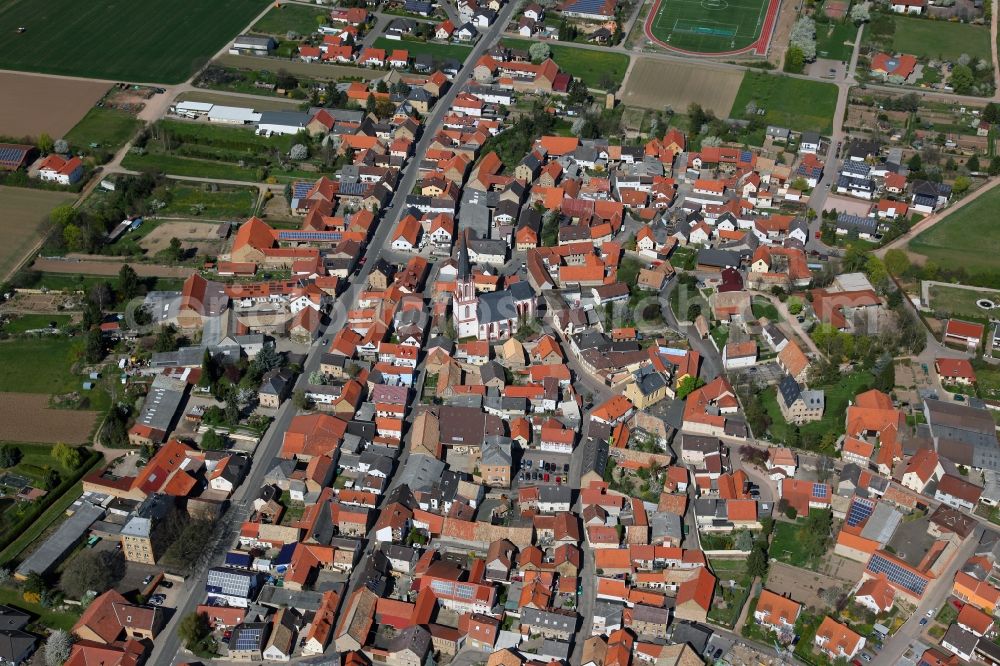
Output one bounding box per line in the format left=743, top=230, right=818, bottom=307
left=0, top=0, right=270, bottom=83
left=645, top=0, right=780, bottom=55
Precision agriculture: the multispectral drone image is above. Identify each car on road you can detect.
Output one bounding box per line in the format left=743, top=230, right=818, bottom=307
left=926, top=609, right=935, bottom=617
left=955, top=394, right=966, bottom=402
left=919, top=618, right=928, bottom=626
left=861, top=654, right=872, bottom=662
left=159, top=581, right=173, bottom=589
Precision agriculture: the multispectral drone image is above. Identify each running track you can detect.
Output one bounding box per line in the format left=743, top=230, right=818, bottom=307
left=644, top=0, right=782, bottom=57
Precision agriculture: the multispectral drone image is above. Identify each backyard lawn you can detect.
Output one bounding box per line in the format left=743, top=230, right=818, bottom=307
left=373, top=37, right=472, bottom=63
left=732, top=72, right=838, bottom=134
left=761, top=369, right=874, bottom=449
left=815, top=21, right=858, bottom=61
left=908, top=184, right=1000, bottom=274
left=0, top=337, right=82, bottom=395
left=891, top=15, right=991, bottom=62
left=251, top=4, right=330, bottom=36
left=63, top=107, right=142, bottom=154
left=157, top=184, right=259, bottom=219
left=501, top=39, right=629, bottom=90
left=707, top=558, right=752, bottom=629
left=770, top=511, right=831, bottom=569
left=0, top=314, right=72, bottom=334
left=0, top=586, right=79, bottom=631
left=751, top=297, right=782, bottom=321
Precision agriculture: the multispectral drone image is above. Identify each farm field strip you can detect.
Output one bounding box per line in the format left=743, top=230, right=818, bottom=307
left=0, top=394, right=97, bottom=444
left=0, top=73, right=109, bottom=139
left=0, top=0, right=271, bottom=83
left=908, top=183, right=1000, bottom=274
left=0, top=186, right=78, bottom=281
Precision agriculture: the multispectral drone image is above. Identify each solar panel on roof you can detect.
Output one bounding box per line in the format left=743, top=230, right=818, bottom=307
left=292, top=182, right=312, bottom=197
left=866, top=554, right=928, bottom=596
left=740, top=151, right=752, bottom=162
left=234, top=627, right=263, bottom=651
left=846, top=497, right=875, bottom=527
left=812, top=483, right=828, bottom=498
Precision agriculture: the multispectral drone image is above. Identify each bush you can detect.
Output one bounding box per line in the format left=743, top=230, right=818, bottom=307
left=784, top=506, right=798, bottom=520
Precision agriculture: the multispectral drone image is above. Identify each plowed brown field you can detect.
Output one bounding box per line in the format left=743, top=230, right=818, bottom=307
left=0, top=393, right=96, bottom=444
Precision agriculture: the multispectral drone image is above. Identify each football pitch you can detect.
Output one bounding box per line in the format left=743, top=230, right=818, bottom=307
left=0, top=0, right=270, bottom=83
left=647, top=0, right=776, bottom=54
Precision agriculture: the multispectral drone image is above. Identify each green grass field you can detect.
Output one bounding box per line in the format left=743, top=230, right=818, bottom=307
left=251, top=4, right=330, bottom=36
left=751, top=297, right=782, bottom=321
left=122, top=153, right=262, bottom=181
left=909, top=185, right=1000, bottom=274
left=815, top=21, right=858, bottom=61
left=732, top=72, right=838, bottom=134
left=373, top=37, right=473, bottom=64
left=0, top=0, right=270, bottom=83
left=928, top=284, right=1000, bottom=321
left=158, top=184, right=258, bottom=218
left=648, top=0, right=770, bottom=53
left=0, top=337, right=81, bottom=394
left=63, top=108, right=142, bottom=152
left=501, top=39, right=629, bottom=90
left=0, top=314, right=72, bottom=335
left=892, top=15, right=991, bottom=62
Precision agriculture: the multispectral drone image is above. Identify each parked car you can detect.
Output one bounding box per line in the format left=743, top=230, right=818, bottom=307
left=159, top=581, right=173, bottom=589
left=148, top=594, right=166, bottom=607
left=142, top=575, right=154, bottom=586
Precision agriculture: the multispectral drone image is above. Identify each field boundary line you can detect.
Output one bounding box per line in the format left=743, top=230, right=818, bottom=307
left=645, top=0, right=781, bottom=56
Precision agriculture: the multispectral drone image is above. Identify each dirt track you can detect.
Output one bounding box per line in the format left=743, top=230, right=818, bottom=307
left=0, top=393, right=97, bottom=444
left=0, top=72, right=108, bottom=138
left=31, top=256, right=196, bottom=279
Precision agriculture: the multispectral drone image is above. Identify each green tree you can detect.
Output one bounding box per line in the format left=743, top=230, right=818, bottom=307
left=117, top=264, right=140, bottom=301
left=783, top=46, right=805, bottom=73
left=787, top=297, right=803, bottom=315
left=676, top=375, right=706, bottom=400
left=990, top=156, right=1000, bottom=176
left=84, top=327, right=104, bottom=363
left=0, top=444, right=22, bottom=468
left=178, top=612, right=211, bottom=649
left=153, top=324, right=178, bottom=353
left=224, top=392, right=240, bottom=426
left=49, top=204, right=77, bottom=228
left=38, top=133, right=54, bottom=153
left=907, top=152, right=922, bottom=171
left=200, top=430, right=225, bottom=451
left=784, top=506, right=798, bottom=520
left=949, top=64, right=975, bottom=94
left=52, top=443, right=82, bottom=470
left=162, top=237, right=184, bottom=262
left=747, top=546, right=768, bottom=578
left=967, top=155, right=981, bottom=172
left=59, top=549, right=125, bottom=598
left=883, top=249, right=910, bottom=276
left=952, top=175, right=971, bottom=195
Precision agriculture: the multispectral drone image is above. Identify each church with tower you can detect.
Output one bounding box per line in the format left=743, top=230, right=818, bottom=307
left=452, top=232, right=536, bottom=341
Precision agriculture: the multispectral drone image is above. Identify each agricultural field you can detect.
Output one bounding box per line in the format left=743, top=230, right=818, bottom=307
left=374, top=38, right=473, bottom=64
left=732, top=72, right=838, bottom=133
left=0, top=73, right=108, bottom=139
left=620, top=58, right=742, bottom=115
left=646, top=0, right=776, bottom=54
left=927, top=284, right=1000, bottom=321
left=64, top=107, right=142, bottom=154
left=0, top=395, right=97, bottom=444
left=0, top=337, right=84, bottom=396
left=501, top=39, right=629, bottom=90
left=908, top=184, right=1000, bottom=274
left=0, top=186, right=77, bottom=281
left=891, top=15, right=991, bottom=62
left=251, top=3, right=330, bottom=36
left=0, top=0, right=272, bottom=83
